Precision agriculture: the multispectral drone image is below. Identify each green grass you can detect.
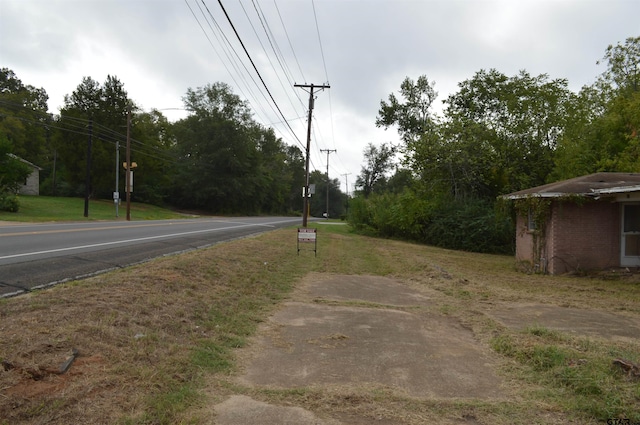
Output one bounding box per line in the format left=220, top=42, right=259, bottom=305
left=491, top=326, right=640, bottom=421
left=2, top=220, right=639, bottom=424
left=0, top=195, right=189, bottom=222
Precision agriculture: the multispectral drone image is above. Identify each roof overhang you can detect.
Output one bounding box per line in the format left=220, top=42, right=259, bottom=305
left=592, top=185, right=640, bottom=194
left=501, top=192, right=587, bottom=200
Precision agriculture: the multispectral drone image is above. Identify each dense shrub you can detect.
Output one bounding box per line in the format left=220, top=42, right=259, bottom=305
left=348, top=191, right=514, bottom=254
left=0, top=193, right=20, bottom=212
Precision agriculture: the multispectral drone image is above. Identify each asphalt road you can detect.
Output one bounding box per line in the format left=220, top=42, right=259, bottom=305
left=0, top=217, right=306, bottom=297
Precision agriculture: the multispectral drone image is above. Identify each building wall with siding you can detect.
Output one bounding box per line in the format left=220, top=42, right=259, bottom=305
left=19, top=169, right=40, bottom=195
left=515, top=214, right=539, bottom=271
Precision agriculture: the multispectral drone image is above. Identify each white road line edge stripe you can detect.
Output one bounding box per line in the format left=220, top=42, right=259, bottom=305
left=0, top=219, right=300, bottom=260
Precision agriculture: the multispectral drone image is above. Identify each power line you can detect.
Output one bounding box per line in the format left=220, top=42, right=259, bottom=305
left=188, top=0, right=304, bottom=153
left=311, top=0, right=329, bottom=84
left=239, top=0, right=303, bottom=116
left=190, top=0, right=275, bottom=129
left=273, top=0, right=306, bottom=83
left=216, top=0, right=306, bottom=151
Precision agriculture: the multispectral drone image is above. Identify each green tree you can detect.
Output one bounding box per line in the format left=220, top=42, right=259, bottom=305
left=54, top=76, right=133, bottom=198
left=376, top=75, right=439, bottom=144
left=254, top=128, right=305, bottom=214
left=170, top=82, right=307, bottom=214
left=441, top=69, right=571, bottom=196
left=355, top=142, right=396, bottom=198
left=598, top=36, right=640, bottom=95
left=128, top=109, right=175, bottom=205
left=308, top=170, right=344, bottom=218
left=0, top=68, right=50, bottom=165
left=0, top=135, right=31, bottom=211
left=385, top=167, right=415, bottom=194
left=553, top=37, right=640, bottom=177
left=170, top=83, right=261, bottom=213
left=283, top=144, right=306, bottom=213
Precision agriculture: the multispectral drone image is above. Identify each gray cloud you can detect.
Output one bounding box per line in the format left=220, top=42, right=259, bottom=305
left=1, top=0, right=638, bottom=188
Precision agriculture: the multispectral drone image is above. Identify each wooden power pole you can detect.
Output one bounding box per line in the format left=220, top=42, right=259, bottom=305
left=294, top=83, right=330, bottom=227
left=125, top=107, right=132, bottom=221
left=320, top=148, right=336, bottom=218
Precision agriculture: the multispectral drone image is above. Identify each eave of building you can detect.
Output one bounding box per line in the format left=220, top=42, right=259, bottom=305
left=592, top=185, right=640, bottom=194
left=502, top=192, right=589, bottom=200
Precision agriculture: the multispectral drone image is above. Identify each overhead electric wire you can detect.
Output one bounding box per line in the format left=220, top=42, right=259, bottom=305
left=215, top=0, right=306, bottom=151
left=273, top=0, right=306, bottom=83
left=248, top=0, right=306, bottom=111
left=186, top=0, right=272, bottom=127
left=310, top=0, right=343, bottom=178
left=311, top=0, right=329, bottom=85
left=251, top=0, right=306, bottom=109
left=184, top=1, right=329, bottom=172
left=196, top=0, right=276, bottom=125
left=239, top=0, right=303, bottom=116
left=0, top=101, right=183, bottom=168
left=194, top=0, right=307, bottom=152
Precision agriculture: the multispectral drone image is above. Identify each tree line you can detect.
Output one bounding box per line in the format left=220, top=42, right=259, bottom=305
left=2, top=36, right=637, bottom=256
left=0, top=72, right=346, bottom=217
left=350, top=36, right=639, bottom=254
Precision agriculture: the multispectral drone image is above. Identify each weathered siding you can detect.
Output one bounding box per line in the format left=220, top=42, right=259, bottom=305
left=19, top=169, right=40, bottom=195
left=515, top=214, right=538, bottom=271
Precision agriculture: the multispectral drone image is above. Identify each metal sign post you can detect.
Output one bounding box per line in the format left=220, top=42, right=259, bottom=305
left=297, top=228, right=317, bottom=256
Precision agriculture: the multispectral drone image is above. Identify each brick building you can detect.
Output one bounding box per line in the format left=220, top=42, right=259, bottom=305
left=503, top=173, right=640, bottom=274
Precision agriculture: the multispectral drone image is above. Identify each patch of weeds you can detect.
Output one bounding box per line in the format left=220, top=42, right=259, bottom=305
left=490, top=329, right=640, bottom=421
left=478, top=291, right=491, bottom=300
left=526, top=345, right=569, bottom=371
left=525, top=325, right=564, bottom=341
left=439, top=304, right=454, bottom=315
left=490, top=335, right=518, bottom=357
left=191, top=341, right=233, bottom=373
left=456, top=289, right=473, bottom=299
left=140, top=383, right=201, bottom=425
left=24, top=399, right=66, bottom=418
left=261, top=387, right=314, bottom=399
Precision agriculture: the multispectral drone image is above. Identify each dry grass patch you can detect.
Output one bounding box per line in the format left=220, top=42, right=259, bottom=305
left=1, top=225, right=639, bottom=424
left=0, top=230, right=312, bottom=425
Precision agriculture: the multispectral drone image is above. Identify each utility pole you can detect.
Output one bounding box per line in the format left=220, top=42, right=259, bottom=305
left=341, top=172, right=352, bottom=216
left=125, top=107, right=131, bottom=221
left=294, top=83, right=330, bottom=227
left=320, top=148, right=336, bottom=218
left=84, top=119, right=92, bottom=218
left=341, top=173, right=352, bottom=197
left=115, top=139, right=119, bottom=218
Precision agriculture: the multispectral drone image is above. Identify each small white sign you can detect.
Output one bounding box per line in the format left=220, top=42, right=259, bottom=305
left=297, top=228, right=317, bottom=242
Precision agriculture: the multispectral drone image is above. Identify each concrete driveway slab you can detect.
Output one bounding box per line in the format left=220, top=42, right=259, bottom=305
left=214, top=395, right=340, bottom=425
left=303, top=274, right=433, bottom=307
left=214, top=274, right=505, bottom=425
left=488, top=302, right=640, bottom=342
left=237, top=302, right=503, bottom=399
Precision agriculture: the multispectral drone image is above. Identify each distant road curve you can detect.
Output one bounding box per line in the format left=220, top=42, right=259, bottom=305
left=0, top=217, right=308, bottom=297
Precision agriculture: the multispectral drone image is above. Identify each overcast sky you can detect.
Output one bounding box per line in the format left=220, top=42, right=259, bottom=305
left=1, top=0, right=638, bottom=193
